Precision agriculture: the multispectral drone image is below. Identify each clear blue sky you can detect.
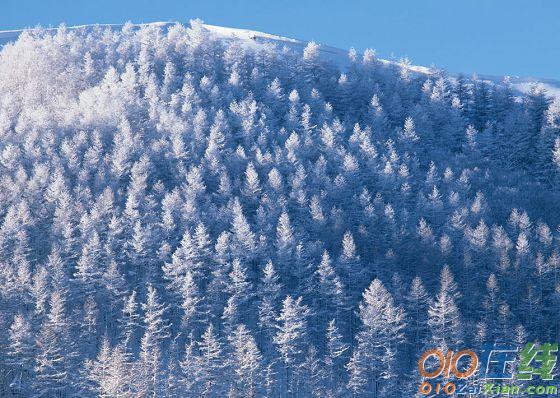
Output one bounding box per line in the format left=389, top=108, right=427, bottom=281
left=3, top=0, right=559, bottom=80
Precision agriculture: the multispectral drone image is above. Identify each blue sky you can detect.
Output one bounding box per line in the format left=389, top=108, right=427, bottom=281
left=3, top=0, right=560, bottom=80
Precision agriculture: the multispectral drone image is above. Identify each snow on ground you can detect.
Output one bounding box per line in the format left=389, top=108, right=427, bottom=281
left=1, top=21, right=558, bottom=100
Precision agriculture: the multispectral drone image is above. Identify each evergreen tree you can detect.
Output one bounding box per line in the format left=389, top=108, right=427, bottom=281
left=274, top=296, right=311, bottom=396
left=195, top=323, right=224, bottom=398
left=405, top=276, right=430, bottom=354
left=139, top=284, right=171, bottom=398
left=180, top=270, right=203, bottom=336
left=350, top=279, right=406, bottom=397
left=258, top=260, right=282, bottom=352
left=120, top=290, right=140, bottom=354
left=34, top=292, right=78, bottom=397
left=324, top=319, right=349, bottom=393
left=6, top=313, right=36, bottom=396
left=75, top=231, right=103, bottom=295
left=427, top=266, right=463, bottom=350
left=228, top=324, right=263, bottom=397
left=84, top=337, right=134, bottom=398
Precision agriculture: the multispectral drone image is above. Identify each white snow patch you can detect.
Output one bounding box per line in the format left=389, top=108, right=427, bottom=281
left=1, top=21, right=558, bottom=99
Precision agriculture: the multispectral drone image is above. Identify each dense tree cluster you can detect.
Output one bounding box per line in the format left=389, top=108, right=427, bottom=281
left=0, top=20, right=559, bottom=397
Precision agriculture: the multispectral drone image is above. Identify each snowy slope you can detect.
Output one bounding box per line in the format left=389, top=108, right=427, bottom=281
left=1, top=18, right=560, bottom=398
left=1, top=21, right=558, bottom=100
left=488, top=76, right=560, bottom=99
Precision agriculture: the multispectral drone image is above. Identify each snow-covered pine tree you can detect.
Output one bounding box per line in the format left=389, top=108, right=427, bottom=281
left=34, top=292, right=78, bottom=397
left=349, top=279, right=406, bottom=397
left=138, top=284, right=171, bottom=397
left=6, top=313, right=35, bottom=396
left=274, top=295, right=311, bottom=396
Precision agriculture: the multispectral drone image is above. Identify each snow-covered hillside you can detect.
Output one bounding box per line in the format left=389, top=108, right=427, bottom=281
left=0, top=19, right=560, bottom=397
left=1, top=21, right=558, bottom=99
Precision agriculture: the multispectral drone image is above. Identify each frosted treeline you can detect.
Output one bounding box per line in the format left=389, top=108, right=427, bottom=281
left=0, top=19, right=559, bottom=397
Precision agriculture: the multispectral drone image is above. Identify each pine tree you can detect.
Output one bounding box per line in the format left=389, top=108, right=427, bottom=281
left=276, top=211, right=295, bottom=254
left=258, top=260, right=282, bottom=351
left=162, top=230, right=200, bottom=299
left=84, top=337, right=134, bottom=398
left=120, top=290, right=140, bottom=354
left=351, top=278, right=406, bottom=397
left=164, top=336, right=183, bottom=398
left=230, top=198, right=256, bottom=258
left=398, top=116, right=419, bottom=143
left=30, top=266, right=50, bottom=316
left=102, top=258, right=127, bottom=300
left=102, top=257, right=127, bottom=331
left=7, top=313, right=35, bottom=396
left=227, top=258, right=253, bottom=323
left=34, top=291, right=78, bottom=397
left=338, top=231, right=362, bottom=340
left=428, top=266, right=463, bottom=350
left=45, top=245, right=70, bottom=295
left=243, top=162, right=261, bottom=198
left=195, top=323, right=224, bottom=398
left=180, top=270, right=203, bottom=335
left=324, top=319, right=349, bottom=392
left=12, top=231, right=32, bottom=301
left=405, top=276, right=429, bottom=354
left=346, top=349, right=368, bottom=396
left=338, top=231, right=362, bottom=287
left=228, top=324, right=263, bottom=397
left=301, top=345, right=325, bottom=398
left=314, top=250, right=346, bottom=335
left=274, top=295, right=311, bottom=396
left=179, top=340, right=197, bottom=394
left=75, top=231, right=103, bottom=295
left=139, top=284, right=171, bottom=398
left=80, top=294, right=99, bottom=352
